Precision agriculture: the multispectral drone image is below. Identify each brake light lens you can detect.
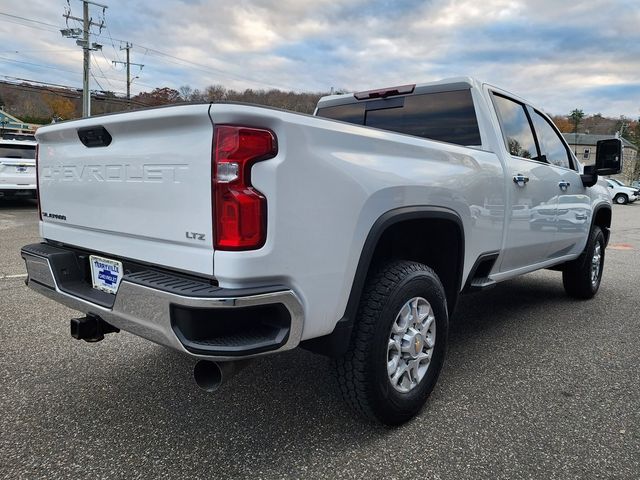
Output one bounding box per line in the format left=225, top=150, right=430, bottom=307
left=35, top=143, right=42, bottom=220
left=353, top=84, right=415, bottom=100
left=213, top=125, right=277, bottom=250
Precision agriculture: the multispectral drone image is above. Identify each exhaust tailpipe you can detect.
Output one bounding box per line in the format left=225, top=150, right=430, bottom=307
left=193, top=360, right=250, bottom=393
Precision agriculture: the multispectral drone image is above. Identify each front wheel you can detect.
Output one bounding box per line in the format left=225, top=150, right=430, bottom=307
left=333, top=261, right=448, bottom=425
left=562, top=226, right=605, bottom=299
left=614, top=194, right=628, bottom=205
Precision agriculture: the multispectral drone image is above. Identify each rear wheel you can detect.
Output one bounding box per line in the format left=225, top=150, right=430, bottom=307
left=614, top=194, right=628, bottom=205
left=333, top=261, right=448, bottom=425
left=562, top=226, right=605, bottom=299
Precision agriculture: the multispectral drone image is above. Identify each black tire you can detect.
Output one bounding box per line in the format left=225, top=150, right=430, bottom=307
left=562, top=226, right=605, bottom=299
left=333, top=261, right=448, bottom=425
left=613, top=194, right=628, bottom=205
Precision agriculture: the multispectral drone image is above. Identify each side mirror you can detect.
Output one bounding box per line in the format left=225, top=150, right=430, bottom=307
left=595, top=138, right=623, bottom=175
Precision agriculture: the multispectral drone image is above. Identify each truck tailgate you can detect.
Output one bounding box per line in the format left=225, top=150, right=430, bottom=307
left=36, top=104, right=215, bottom=276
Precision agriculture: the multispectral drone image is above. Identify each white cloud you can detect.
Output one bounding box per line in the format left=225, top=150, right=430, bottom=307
left=0, top=0, right=638, bottom=116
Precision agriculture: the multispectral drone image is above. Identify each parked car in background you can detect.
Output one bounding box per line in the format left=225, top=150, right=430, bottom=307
left=0, top=136, right=37, bottom=199
left=610, top=178, right=640, bottom=198
left=530, top=194, right=591, bottom=231
left=605, top=179, right=638, bottom=205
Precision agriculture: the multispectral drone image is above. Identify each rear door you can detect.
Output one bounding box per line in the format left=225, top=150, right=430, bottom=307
left=491, top=93, right=560, bottom=272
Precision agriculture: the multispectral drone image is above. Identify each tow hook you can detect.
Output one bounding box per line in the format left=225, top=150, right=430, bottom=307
left=70, top=314, right=120, bottom=342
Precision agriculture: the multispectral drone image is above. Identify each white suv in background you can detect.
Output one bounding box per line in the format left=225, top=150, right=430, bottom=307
left=0, top=136, right=37, bottom=199
left=606, top=179, right=637, bottom=205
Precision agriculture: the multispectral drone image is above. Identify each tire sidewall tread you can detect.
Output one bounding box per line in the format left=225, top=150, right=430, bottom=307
left=334, top=260, right=449, bottom=425
left=562, top=226, right=605, bottom=299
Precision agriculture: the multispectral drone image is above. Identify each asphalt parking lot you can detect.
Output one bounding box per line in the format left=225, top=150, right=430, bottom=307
left=1, top=199, right=639, bottom=480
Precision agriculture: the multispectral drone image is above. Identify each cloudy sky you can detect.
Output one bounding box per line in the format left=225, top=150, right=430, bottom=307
left=1, top=0, right=638, bottom=117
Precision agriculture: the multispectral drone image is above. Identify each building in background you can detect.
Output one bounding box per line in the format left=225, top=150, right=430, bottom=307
left=0, top=108, right=39, bottom=138
left=563, top=133, right=639, bottom=183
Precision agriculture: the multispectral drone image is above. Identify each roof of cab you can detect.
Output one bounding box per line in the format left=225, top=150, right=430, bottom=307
left=316, top=76, right=482, bottom=110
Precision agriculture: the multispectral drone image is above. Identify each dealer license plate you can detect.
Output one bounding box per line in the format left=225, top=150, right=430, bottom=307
left=89, top=255, right=123, bottom=294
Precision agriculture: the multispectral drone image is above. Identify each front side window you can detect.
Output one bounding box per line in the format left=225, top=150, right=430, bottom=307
left=491, top=94, right=538, bottom=159
left=530, top=110, right=572, bottom=169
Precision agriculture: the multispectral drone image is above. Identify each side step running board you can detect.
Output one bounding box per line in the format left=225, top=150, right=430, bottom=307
left=464, top=251, right=500, bottom=293
left=469, top=277, right=496, bottom=290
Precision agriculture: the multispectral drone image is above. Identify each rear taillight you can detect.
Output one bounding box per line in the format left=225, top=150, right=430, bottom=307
left=35, top=143, right=41, bottom=220
left=213, top=125, right=277, bottom=250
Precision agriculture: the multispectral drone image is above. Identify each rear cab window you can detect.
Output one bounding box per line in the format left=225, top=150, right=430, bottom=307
left=0, top=144, right=36, bottom=159
left=316, top=88, right=482, bottom=147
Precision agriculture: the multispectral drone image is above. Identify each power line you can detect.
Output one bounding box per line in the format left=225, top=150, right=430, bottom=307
left=91, top=55, right=112, bottom=90
left=1, top=10, right=304, bottom=93
left=0, top=12, right=60, bottom=29
left=62, top=0, right=108, bottom=117
left=0, top=76, right=154, bottom=107
left=99, top=48, right=116, bottom=70
left=1, top=11, right=262, bottom=87
left=112, top=43, right=144, bottom=109
left=103, top=23, right=122, bottom=63
left=0, top=49, right=76, bottom=54
left=0, top=56, right=153, bottom=89
left=133, top=44, right=302, bottom=91
left=0, top=55, right=79, bottom=74
left=0, top=17, right=60, bottom=34
left=90, top=70, right=105, bottom=91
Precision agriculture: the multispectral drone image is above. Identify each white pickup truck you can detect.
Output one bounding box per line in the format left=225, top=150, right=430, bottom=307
left=22, top=77, right=622, bottom=425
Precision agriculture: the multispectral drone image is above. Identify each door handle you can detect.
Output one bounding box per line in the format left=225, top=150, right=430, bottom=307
left=513, top=174, right=529, bottom=187
left=558, top=180, right=570, bottom=191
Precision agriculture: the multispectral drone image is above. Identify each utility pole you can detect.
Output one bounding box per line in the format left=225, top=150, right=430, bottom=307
left=112, top=43, right=143, bottom=109
left=81, top=1, right=90, bottom=117
left=61, top=1, right=107, bottom=117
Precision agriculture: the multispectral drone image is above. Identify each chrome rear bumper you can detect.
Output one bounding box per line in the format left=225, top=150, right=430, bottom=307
left=21, top=243, right=304, bottom=361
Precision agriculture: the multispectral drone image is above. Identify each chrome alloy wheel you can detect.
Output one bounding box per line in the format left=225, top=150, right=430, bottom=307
left=591, top=243, right=602, bottom=287
left=387, top=296, right=436, bottom=393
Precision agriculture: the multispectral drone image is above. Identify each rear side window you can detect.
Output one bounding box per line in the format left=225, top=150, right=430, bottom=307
left=316, top=89, right=481, bottom=147
left=491, top=94, right=538, bottom=160
left=0, top=145, right=36, bottom=159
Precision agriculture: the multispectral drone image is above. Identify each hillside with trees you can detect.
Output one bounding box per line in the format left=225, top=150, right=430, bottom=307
left=1, top=79, right=638, bottom=152
left=0, top=80, right=327, bottom=124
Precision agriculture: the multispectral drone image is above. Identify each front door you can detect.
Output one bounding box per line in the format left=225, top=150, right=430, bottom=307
left=491, top=93, right=560, bottom=272
left=527, top=108, right=592, bottom=258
